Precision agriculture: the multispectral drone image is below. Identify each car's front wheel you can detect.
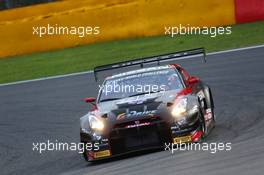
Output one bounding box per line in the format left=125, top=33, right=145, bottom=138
left=80, top=142, right=88, bottom=161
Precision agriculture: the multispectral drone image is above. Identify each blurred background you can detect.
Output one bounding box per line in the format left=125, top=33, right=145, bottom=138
left=0, top=0, right=263, bottom=83
left=0, top=0, right=55, bottom=10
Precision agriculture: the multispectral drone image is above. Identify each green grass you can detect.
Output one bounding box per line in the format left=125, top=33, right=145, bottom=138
left=0, top=21, right=264, bottom=84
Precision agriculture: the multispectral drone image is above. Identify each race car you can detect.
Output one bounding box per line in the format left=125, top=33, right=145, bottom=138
left=80, top=48, right=215, bottom=161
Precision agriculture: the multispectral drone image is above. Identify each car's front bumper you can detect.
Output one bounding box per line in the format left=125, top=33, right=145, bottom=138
left=81, top=116, right=203, bottom=161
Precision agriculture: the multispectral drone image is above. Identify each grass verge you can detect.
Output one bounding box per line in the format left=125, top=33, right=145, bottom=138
left=0, top=21, right=264, bottom=84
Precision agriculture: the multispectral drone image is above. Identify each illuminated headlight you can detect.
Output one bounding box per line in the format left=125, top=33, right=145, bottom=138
left=171, top=98, right=188, bottom=119
left=88, top=115, right=104, bottom=131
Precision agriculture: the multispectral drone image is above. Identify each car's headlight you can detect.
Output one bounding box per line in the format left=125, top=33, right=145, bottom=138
left=88, top=115, right=104, bottom=131
left=171, top=97, right=188, bottom=119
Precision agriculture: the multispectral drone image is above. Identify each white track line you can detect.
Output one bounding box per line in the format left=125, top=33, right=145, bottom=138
left=0, top=44, right=264, bottom=87
left=208, top=44, right=264, bottom=55
left=0, top=70, right=93, bottom=87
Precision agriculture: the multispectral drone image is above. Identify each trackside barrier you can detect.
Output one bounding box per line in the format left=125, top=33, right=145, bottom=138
left=0, top=0, right=235, bottom=58
left=2, top=0, right=264, bottom=58
left=235, top=0, right=264, bottom=23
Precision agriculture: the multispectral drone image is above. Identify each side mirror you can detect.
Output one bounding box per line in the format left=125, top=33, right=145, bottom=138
left=188, top=76, right=199, bottom=84
left=84, top=97, right=97, bottom=110
left=84, top=97, right=96, bottom=103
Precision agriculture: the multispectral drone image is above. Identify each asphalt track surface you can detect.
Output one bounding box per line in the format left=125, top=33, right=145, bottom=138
left=1, top=46, right=264, bottom=175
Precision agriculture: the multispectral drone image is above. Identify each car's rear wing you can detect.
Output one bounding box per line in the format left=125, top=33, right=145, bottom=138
left=94, top=48, right=206, bottom=81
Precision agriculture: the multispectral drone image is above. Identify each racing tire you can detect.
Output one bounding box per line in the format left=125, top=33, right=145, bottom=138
left=81, top=142, right=89, bottom=161
left=198, top=109, right=207, bottom=141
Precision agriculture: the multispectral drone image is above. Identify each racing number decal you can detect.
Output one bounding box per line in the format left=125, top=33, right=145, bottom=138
left=197, top=90, right=205, bottom=108
left=197, top=90, right=205, bottom=100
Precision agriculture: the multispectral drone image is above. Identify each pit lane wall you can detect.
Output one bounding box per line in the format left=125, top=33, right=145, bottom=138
left=0, top=0, right=262, bottom=58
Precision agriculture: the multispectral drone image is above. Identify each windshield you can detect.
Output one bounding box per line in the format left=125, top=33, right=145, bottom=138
left=98, top=68, right=183, bottom=102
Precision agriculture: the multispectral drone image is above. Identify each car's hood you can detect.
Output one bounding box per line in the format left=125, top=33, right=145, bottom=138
left=96, top=90, right=180, bottom=124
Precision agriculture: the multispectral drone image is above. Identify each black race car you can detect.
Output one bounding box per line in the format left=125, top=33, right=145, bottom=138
left=80, top=48, right=215, bottom=161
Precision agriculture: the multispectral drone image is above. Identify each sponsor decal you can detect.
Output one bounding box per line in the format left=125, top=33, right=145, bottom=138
left=94, top=150, right=111, bottom=158
left=125, top=121, right=151, bottom=128
left=111, top=66, right=170, bottom=79
left=128, top=99, right=145, bottom=105
left=173, top=135, right=192, bottom=144
left=116, top=106, right=157, bottom=120
left=197, top=90, right=205, bottom=100
left=205, top=108, right=213, bottom=121
left=117, top=113, right=126, bottom=120
left=126, top=110, right=157, bottom=117
left=205, top=108, right=213, bottom=127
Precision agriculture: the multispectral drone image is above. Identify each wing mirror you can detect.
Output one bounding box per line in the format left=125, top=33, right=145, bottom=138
left=84, top=97, right=96, bottom=104
left=84, top=97, right=96, bottom=103
left=188, top=76, right=200, bottom=84
left=84, top=97, right=97, bottom=110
